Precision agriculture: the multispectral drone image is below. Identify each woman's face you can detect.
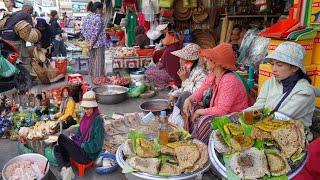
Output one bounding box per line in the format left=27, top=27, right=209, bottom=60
left=270, top=60, right=299, bottom=81
left=96, top=8, right=103, bottom=15
left=84, top=107, right=94, bottom=116
left=62, top=89, right=69, bottom=98
left=206, top=59, right=216, bottom=72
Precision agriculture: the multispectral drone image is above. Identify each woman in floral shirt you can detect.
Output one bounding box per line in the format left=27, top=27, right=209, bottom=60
left=81, top=2, right=109, bottom=80
left=168, top=44, right=207, bottom=127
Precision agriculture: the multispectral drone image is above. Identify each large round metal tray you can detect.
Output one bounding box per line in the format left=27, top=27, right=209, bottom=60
left=208, top=112, right=309, bottom=179
left=116, top=140, right=210, bottom=180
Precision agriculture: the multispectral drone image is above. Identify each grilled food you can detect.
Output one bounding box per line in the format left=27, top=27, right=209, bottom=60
left=266, top=153, right=291, bottom=176
left=174, top=145, right=200, bottom=170
left=230, top=134, right=254, bottom=152
left=127, top=157, right=160, bottom=175
left=160, top=146, right=176, bottom=156
left=136, top=138, right=159, bottom=158
left=230, top=147, right=269, bottom=179
left=184, top=143, right=208, bottom=173
left=159, top=163, right=182, bottom=176
left=213, top=130, right=231, bottom=153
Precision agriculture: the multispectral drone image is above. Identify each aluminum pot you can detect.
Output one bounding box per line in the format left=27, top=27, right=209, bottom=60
left=93, top=85, right=128, bottom=105
left=2, top=153, right=50, bottom=180
left=139, top=99, right=169, bottom=114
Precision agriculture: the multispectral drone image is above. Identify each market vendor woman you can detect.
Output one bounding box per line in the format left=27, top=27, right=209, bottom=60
left=54, top=87, right=78, bottom=129
left=244, top=41, right=320, bottom=139
left=183, top=43, right=250, bottom=144
left=54, top=91, right=104, bottom=178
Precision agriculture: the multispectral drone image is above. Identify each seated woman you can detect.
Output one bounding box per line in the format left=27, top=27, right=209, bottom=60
left=145, top=31, right=182, bottom=87
left=132, top=26, right=150, bottom=48
left=183, top=43, right=250, bottom=144
left=35, top=92, right=50, bottom=116
left=54, top=87, right=78, bottom=129
left=167, top=43, right=206, bottom=127
left=35, top=18, right=52, bottom=57
left=244, top=41, right=319, bottom=139
left=54, top=91, right=105, bottom=178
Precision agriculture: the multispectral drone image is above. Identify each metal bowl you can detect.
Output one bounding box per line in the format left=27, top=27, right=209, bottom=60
left=208, top=112, right=309, bottom=179
left=93, top=85, right=128, bottom=105
left=139, top=99, right=169, bottom=114
left=2, top=153, right=50, bottom=180
left=116, top=140, right=210, bottom=180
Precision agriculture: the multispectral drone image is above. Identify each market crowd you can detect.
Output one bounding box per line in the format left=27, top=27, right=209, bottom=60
left=1, top=0, right=320, bottom=179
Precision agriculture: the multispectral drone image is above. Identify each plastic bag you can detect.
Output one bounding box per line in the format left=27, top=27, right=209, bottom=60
left=0, top=53, right=19, bottom=78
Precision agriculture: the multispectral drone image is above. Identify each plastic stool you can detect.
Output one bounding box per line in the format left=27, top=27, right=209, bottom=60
left=70, top=158, right=94, bottom=177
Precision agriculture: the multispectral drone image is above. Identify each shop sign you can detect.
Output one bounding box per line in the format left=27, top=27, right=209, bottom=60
left=42, top=0, right=54, bottom=7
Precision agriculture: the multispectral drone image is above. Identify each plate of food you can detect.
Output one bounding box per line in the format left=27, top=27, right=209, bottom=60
left=208, top=111, right=308, bottom=179
left=116, top=128, right=210, bottom=180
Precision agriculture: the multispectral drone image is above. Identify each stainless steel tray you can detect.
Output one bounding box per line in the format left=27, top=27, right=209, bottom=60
left=116, top=140, right=210, bottom=180
left=208, top=112, right=309, bottom=179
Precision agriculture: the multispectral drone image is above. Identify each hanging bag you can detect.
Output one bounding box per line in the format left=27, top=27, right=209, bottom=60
left=0, top=50, right=19, bottom=78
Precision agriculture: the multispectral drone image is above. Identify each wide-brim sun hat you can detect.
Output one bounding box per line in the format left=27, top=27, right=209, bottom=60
left=171, top=43, right=200, bottom=61
left=199, top=43, right=237, bottom=71
left=156, top=24, right=168, bottom=31
left=146, top=29, right=162, bottom=40
left=80, top=91, right=98, bottom=108
left=265, top=41, right=306, bottom=73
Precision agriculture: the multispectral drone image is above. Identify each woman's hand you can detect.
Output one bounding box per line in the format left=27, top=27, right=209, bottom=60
left=183, top=97, right=193, bottom=117
left=191, top=109, right=206, bottom=122
left=168, top=95, right=176, bottom=107
left=177, top=66, right=190, bottom=81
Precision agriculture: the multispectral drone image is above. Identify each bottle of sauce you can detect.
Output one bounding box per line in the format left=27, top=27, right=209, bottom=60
left=158, top=111, right=169, bottom=145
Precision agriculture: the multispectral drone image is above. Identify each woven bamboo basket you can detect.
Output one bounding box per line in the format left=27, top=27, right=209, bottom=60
left=31, top=59, right=50, bottom=84
left=0, top=15, right=10, bottom=29
left=27, top=28, right=42, bottom=43
left=14, top=20, right=32, bottom=40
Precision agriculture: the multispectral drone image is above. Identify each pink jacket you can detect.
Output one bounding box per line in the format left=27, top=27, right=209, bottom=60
left=192, top=72, right=249, bottom=116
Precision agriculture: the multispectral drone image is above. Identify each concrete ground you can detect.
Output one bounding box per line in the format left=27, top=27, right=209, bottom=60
left=0, top=90, right=218, bottom=179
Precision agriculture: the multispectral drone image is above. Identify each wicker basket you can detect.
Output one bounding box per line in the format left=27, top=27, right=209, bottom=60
left=0, top=15, right=10, bottom=29
left=27, top=28, right=42, bottom=43
left=31, top=59, right=50, bottom=84
left=14, top=20, right=32, bottom=40
left=46, top=67, right=60, bottom=80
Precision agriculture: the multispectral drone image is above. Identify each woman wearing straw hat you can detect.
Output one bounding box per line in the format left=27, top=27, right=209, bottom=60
left=167, top=43, right=206, bottom=127
left=244, top=41, right=320, bottom=140
left=183, top=43, right=250, bottom=144
left=54, top=91, right=104, bottom=179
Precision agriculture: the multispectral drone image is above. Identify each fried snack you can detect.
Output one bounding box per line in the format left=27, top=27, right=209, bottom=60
left=174, top=145, right=200, bottom=170
left=230, top=134, right=254, bottom=152
left=224, top=123, right=243, bottom=136
left=159, top=163, right=182, bottom=176
left=136, top=138, right=159, bottom=158
left=184, top=143, right=208, bottom=173
left=160, top=146, right=176, bottom=156
left=127, top=157, right=160, bottom=175
left=266, top=153, right=291, bottom=176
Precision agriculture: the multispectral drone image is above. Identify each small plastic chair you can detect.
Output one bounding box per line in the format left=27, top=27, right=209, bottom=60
left=70, top=158, right=94, bottom=177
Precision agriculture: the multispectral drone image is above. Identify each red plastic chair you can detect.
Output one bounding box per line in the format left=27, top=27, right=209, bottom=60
left=70, top=158, right=94, bottom=177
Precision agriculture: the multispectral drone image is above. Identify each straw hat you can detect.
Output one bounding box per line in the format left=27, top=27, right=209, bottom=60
left=80, top=91, right=98, bottom=108
left=266, top=41, right=306, bottom=73
left=14, top=20, right=32, bottom=40
left=171, top=43, right=200, bottom=60
left=200, top=43, right=237, bottom=71
left=156, top=24, right=168, bottom=31
left=33, top=48, right=47, bottom=62
left=27, top=28, right=42, bottom=43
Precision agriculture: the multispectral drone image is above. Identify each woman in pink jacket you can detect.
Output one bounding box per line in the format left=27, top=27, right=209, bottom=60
left=183, top=43, right=249, bottom=144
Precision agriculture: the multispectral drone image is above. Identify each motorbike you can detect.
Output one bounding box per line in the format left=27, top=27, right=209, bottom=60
left=0, top=31, right=32, bottom=94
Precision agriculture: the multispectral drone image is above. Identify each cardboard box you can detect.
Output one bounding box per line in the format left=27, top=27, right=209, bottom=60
left=312, top=32, right=320, bottom=64
left=268, top=39, right=314, bottom=66
left=314, top=65, right=320, bottom=107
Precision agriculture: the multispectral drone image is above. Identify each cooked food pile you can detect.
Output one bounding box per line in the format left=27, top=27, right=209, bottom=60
left=211, top=113, right=307, bottom=179
left=18, top=121, right=59, bottom=140
left=121, top=129, right=208, bottom=176
left=4, top=160, right=44, bottom=180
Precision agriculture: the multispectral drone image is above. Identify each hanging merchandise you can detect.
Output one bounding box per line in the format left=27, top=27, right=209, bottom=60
left=142, top=0, right=159, bottom=22
left=126, top=10, right=138, bottom=47
left=159, top=0, right=174, bottom=8
left=183, top=0, right=197, bottom=8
